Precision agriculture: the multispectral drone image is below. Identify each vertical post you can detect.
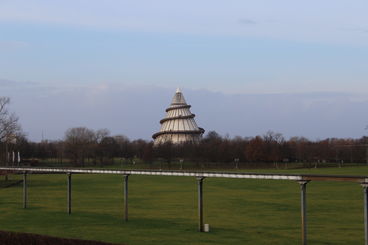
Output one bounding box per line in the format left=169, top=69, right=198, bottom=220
left=23, top=171, right=28, bottom=209
left=123, top=175, right=129, bottom=221
left=4, top=143, right=9, bottom=181
left=197, top=177, right=205, bottom=232
left=234, top=158, right=239, bottom=169
left=298, top=180, right=310, bottom=245
left=5, top=143, right=8, bottom=166
left=362, top=183, right=368, bottom=245
left=67, top=173, right=72, bottom=214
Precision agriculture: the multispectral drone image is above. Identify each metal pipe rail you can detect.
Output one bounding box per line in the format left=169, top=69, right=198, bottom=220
left=1, top=167, right=368, bottom=182
left=1, top=167, right=368, bottom=245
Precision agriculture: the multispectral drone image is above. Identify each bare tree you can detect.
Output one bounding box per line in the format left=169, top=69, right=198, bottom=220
left=0, top=97, right=20, bottom=143
left=95, top=129, right=110, bottom=143
left=0, top=97, right=21, bottom=165
left=114, top=135, right=131, bottom=158
left=64, top=127, right=95, bottom=166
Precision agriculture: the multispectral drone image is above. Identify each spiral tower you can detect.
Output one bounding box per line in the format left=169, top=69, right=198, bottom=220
left=152, top=88, right=205, bottom=145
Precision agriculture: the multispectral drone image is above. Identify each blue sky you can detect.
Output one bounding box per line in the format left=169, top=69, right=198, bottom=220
left=0, top=0, right=368, bottom=140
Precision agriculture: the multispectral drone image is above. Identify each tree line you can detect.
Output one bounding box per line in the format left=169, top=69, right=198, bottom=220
left=8, top=128, right=368, bottom=167
left=1, top=96, right=368, bottom=168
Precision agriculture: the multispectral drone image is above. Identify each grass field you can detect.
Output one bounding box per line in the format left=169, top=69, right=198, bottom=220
left=1, top=166, right=368, bottom=244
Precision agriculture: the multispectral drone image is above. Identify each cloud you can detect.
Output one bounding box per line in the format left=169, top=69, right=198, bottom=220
left=1, top=1, right=368, bottom=45
left=339, top=27, right=368, bottom=34
left=0, top=79, right=18, bottom=87
left=0, top=41, right=29, bottom=50
left=0, top=78, right=38, bottom=88
left=238, top=18, right=257, bottom=25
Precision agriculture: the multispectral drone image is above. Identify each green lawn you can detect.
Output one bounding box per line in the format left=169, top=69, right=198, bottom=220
left=1, top=166, right=368, bottom=244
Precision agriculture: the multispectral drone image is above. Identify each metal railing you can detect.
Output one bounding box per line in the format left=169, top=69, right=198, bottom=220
left=1, top=167, right=368, bottom=245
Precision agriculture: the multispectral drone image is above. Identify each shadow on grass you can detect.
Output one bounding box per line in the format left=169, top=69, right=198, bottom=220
left=0, top=230, right=123, bottom=245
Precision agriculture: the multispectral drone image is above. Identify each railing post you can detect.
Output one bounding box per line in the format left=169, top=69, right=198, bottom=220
left=298, top=180, right=310, bottom=245
left=197, top=177, right=205, bottom=232
left=362, top=183, right=368, bottom=245
left=123, top=175, right=129, bottom=221
left=67, top=173, right=72, bottom=214
left=23, top=171, right=28, bottom=209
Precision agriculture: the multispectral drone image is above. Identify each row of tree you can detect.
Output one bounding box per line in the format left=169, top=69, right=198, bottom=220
left=1, top=96, right=368, bottom=167
left=9, top=129, right=368, bottom=167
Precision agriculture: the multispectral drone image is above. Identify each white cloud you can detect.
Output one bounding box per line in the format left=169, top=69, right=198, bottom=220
left=1, top=0, right=368, bottom=45
left=0, top=41, right=29, bottom=50
left=0, top=79, right=18, bottom=86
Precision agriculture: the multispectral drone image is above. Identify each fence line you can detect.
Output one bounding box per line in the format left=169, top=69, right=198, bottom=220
left=1, top=167, right=368, bottom=245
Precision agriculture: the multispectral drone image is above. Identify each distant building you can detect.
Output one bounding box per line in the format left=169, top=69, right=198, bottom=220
left=152, top=88, right=205, bottom=145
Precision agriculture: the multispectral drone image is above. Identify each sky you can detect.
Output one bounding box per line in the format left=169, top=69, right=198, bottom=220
left=0, top=0, right=368, bottom=141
